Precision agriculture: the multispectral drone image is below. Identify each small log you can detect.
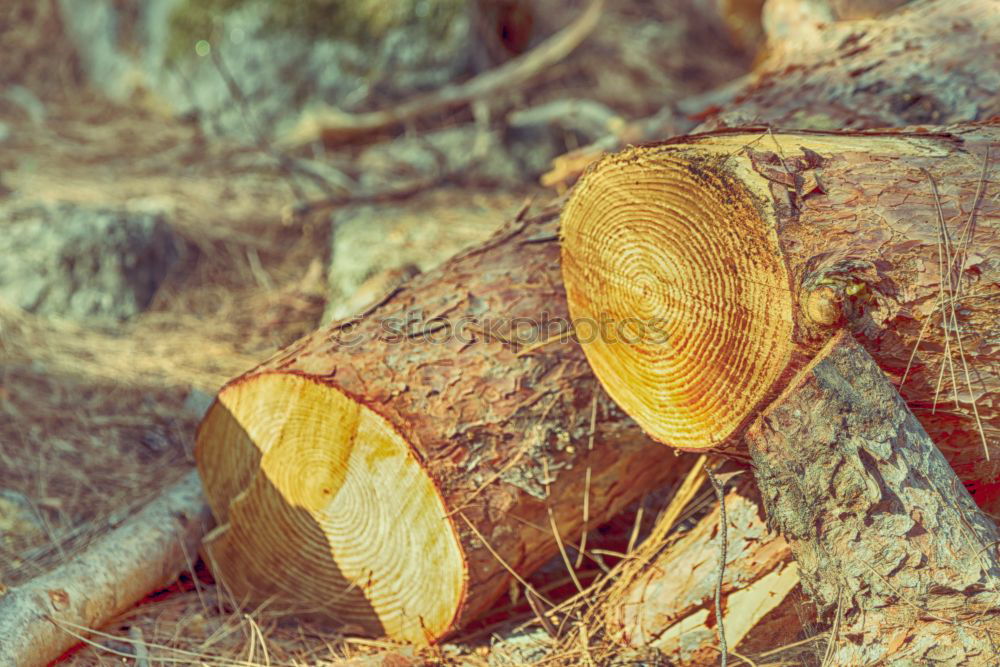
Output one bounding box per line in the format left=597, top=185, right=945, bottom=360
left=560, top=122, right=1000, bottom=508
left=0, top=470, right=212, bottom=667
left=747, top=331, right=1000, bottom=663
left=605, top=479, right=799, bottom=664
left=195, top=203, right=689, bottom=644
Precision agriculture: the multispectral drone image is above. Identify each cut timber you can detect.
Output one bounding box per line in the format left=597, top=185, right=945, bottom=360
left=0, top=471, right=212, bottom=667
left=560, top=122, right=1000, bottom=509
left=746, top=331, right=1000, bottom=664
left=544, top=0, right=1000, bottom=212
left=605, top=479, right=798, bottom=664
left=196, top=203, right=689, bottom=644
left=706, top=0, right=1000, bottom=130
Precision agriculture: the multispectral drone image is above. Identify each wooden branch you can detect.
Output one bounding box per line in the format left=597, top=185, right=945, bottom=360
left=278, top=0, right=604, bottom=148
left=0, top=471, right=212, bottom=667
left=747, top=331, right=1000, bottom=663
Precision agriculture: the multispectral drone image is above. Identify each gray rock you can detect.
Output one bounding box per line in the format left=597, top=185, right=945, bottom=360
left=0, top=201, right=179, bottom=322
left=358, top=126, right=523, bottom=190
left=182, top=387, right=216, bottom=421
left=57, top=0, right=473, bottom=142
left=324, top=192, right=508, bottom=323
left=488, top=628, right=552, bottom=667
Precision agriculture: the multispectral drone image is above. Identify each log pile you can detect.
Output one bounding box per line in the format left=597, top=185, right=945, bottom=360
left=196, top=0, right=1000, bottom=657
left=561, top=124, right=1000, bottom=507
left=559, top=122, right=1000, bottom=659
left=7, top=0, right=1000, bottom=664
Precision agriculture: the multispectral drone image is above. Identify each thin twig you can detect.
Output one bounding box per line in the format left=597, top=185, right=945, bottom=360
left=820, top=589, right=844, bottom=666
left=706, top=465, right=729, bottom=667
left=280, top=0, right=606, bottom=146
left=575, top=391, right=598, bottom=568
left=544, top=459, right=584, bottom=594
left=457, top=513, right=554, bottom=607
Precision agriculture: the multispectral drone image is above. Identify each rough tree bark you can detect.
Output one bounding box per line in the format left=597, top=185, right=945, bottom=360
left=561, top=122, right=1000, bottom=507
left=203, top=0, right=1000, bottom=638
left=706, top=0, right=1000, bottom=131
left=0, top=471, right=212, bottom=667
left=747, top=331, right=1000, bottom=664
left=195, top=202, right=691, bottom=645
left=544, top=0, right=1000, bottom=191
left=559, top=122, right=1000, bottom=659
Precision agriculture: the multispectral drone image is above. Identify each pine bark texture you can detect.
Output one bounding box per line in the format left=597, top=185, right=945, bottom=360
left=735, top=123, right=1000, bottom=504
left=0, top=471, right=212, bottom=667
left=200, top=202, right=690, bottom=638
left=747, top=331, right=1000, bottom=664
left=703, top=0, right=1000, bottom=131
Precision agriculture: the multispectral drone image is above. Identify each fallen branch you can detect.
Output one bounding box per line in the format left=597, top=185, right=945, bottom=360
left=278, top=0, right=605, bottom=148
left=0, top=470, right=213, bottom=667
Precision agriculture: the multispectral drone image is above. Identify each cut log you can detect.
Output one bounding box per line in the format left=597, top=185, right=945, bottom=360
left=543, top=0, right=1000, bottom=196
left=708, top=0, right=1000, bottom=130
left=195, top=203, right=691, bottom=644
left=560, top=122, right=1000, bottom=510
left=605, top=478, right=799, bottom=664
left=0, top=471, right=212, bottom=667
left=746, top=331, right=1000, bottom=663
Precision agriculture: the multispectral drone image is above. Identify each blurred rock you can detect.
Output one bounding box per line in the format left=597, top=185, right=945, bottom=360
left=57, top=0, right=473, bottom=141
left=0, top=201, right=179, bottom=322
left=324, top=191, right=514, bottom=323
left=358, top=126, right=523, bottom=190
left=182, top=387, right=216, bottom=421
left=488, top=628, right=552, bottom=666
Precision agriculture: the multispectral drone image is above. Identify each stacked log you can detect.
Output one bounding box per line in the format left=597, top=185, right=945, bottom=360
left=560, top=124, right=1000, bottom=659
left=197, top=0, right=1000, bottom=652
left=195, top=203, right=692, bottom=644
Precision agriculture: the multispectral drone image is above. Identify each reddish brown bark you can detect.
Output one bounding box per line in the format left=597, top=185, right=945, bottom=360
left=704, top=0, right=1000, bottom=131
left=197, top=203, right=690, bottom=642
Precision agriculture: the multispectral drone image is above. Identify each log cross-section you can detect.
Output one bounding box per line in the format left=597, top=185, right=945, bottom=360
left=560, top=122, right=1000, bottom=511
left=195, top=204, right=690, bottom=644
